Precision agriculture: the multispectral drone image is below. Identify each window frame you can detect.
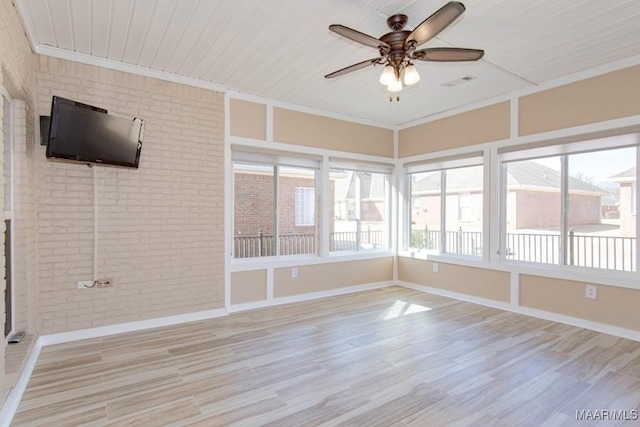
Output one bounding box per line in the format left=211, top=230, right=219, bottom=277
left=328, top=159, right=393, bottom=255
left=404, top=154, right=485, bottom=259
left=231, top=150, right=321, bottom=260
left=499, top=136, right=640, bottom=273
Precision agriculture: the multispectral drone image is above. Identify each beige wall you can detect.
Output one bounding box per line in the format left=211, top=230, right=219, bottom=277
left=274, top=257, right=393, bottom=298
left=520, top=274, right=640, bottom=331
left=273, top=108, right=394, bottom=158
left=230, top=270, right=267, bottom=304
left=398, top=102, right=510, bottom=158
left=398, top=257, right=510, bottom=303
left=229, top=99, right=266, bottom=140
left=35, top=57, right=225, bottom=334
left=1, top=0, right=36, bottom=404
left=519, top=65, right=640, bottom=136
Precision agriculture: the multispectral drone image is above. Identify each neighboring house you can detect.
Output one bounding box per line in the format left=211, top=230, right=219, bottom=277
left=333, top=170, right=386, bottom=222
left=411, top=161, right=608, bottom=231
left=234, top=167, right=322, bottom=237
left=609, top=166, right=636, bottom=236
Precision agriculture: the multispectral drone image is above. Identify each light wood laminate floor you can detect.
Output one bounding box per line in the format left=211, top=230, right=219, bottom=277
left=12, top=286, right=640, bottom=426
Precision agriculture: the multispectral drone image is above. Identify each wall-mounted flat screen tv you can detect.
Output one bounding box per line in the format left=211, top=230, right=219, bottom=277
left=46, top=96, right=144, bottom=168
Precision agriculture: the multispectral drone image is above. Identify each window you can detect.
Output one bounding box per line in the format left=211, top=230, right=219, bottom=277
left=232, top=151, right=319, bottom=258
left=294, top=187, right=315, bottom=226
left=458, top=192, right=471, bottom=222
left=503, top=157, right=562, bottom=265
left=501, top=138, right=638, bottom=272
left=330, top=164, right=391, bottom=252
left=407, top=160, right=483, bottom=257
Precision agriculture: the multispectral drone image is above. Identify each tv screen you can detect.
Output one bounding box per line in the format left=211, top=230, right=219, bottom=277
left=46, top=96, right=144, bottom=168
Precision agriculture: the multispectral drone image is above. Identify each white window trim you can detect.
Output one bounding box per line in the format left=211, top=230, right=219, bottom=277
left=499, top=141, right=639, bottom=273
left=404, top=154, right=485, bottom=258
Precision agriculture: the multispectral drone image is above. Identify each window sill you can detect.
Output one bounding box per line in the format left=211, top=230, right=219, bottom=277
left=231, top=249, right=394, bottom=271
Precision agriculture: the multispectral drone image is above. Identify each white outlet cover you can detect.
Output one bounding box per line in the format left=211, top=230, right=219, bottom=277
left=77, top=280, right=94, bottom=289
left=432, top=263, right=439, bottom=273
left=291, top=267, right=298, bottom=278
left=586, top=285, right=597, bottom=299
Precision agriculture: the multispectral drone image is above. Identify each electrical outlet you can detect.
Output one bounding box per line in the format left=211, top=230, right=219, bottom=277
left=96, top=278, right=114, bottom=288
left=77, top=280, right=94, bottom=289
left=291, top=268, right=298, bottom=278
left=585, top=284, right=597, bottom=299
left=432, top=263, right=439, bottom=273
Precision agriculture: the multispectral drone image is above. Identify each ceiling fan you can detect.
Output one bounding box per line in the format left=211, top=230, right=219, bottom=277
left=324, top=1, right=484, bottom=98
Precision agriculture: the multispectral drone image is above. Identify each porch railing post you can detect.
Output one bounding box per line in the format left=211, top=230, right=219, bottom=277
left=259, top=228, right=263, bottom=257
left=569, top=228, right=575, bottom=265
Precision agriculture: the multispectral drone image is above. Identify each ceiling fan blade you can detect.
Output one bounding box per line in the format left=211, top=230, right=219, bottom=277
left=413, top=47, right=484, bottom=62
left=324, top=58, right=381, bottom=79
left=406, top=1, right=465, bottom=48
left=329, top=24, right=390, bottom=50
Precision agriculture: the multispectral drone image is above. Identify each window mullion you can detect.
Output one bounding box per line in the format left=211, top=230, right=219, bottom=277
left=274, top=165, right=279, bottom=256
left=440, top=170, right=446, bottom=253
left=636, top=146, right=640, bottom=273
left=560, top=155, right=568, bottom=266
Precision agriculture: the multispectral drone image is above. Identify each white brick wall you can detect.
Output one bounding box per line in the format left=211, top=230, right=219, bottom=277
left=1, top=0, right=37, bottom=404
left=35, top=57, right=225, bottom=334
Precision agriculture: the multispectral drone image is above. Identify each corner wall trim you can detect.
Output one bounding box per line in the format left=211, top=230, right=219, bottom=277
left=227, top=281, right=393, bottom=313
left=398, top=281, right=640, bottom=342
left=0, top=341, right=42, bottom=427
left=39, top=308, right=228, bottom=346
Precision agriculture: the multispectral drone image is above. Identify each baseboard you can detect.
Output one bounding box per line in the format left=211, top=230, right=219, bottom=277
left=39, top=308, right=228, bottom=346
left=227, top=281, right=393, bottom=313
left=0, top=340, right=42, bottom=427
left=398, top=281, right=640, bottom=342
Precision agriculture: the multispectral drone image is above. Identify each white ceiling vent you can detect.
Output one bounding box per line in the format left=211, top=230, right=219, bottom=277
left=441, top=75, right=477, bottom=88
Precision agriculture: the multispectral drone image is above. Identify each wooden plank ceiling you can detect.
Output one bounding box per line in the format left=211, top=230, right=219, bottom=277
left=15, top=0, right=640, bottom=126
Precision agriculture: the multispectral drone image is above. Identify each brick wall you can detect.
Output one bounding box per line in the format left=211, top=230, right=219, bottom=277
left=234, top=172, right=318, bottom=236
left=35, top=56, right=225, bottom=334
left=1, top=0, right=37, bottom=404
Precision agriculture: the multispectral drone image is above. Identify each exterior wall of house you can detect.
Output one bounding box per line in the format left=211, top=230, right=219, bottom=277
left=0, top=0, right=37, bottom=405
left=234, top=173, right=333, bottom=237
left=35, top=56, right=225, bottom=334
left=411, top=192, right=484, bottom=231
left=619, top=182, right=636, bottom=237
left=514, top=190, right=601, bottom=230
left=514, top=190, right=561, bottom=229
left=234, top=172, right=275, bottom=236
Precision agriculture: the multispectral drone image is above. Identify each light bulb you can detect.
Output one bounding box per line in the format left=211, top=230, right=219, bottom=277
left=379, top=65, right=395, bottom=86
left=387, top=78, right=403, bottom=92
left=404, top=64, right=420, bottom=85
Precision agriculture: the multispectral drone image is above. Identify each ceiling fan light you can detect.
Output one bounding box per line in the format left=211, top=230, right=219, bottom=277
left=404, top=64, right=420, bottom=85
left=387, top=78, right=403, bottom=92
left=379, top=65, right=395, bottom=85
